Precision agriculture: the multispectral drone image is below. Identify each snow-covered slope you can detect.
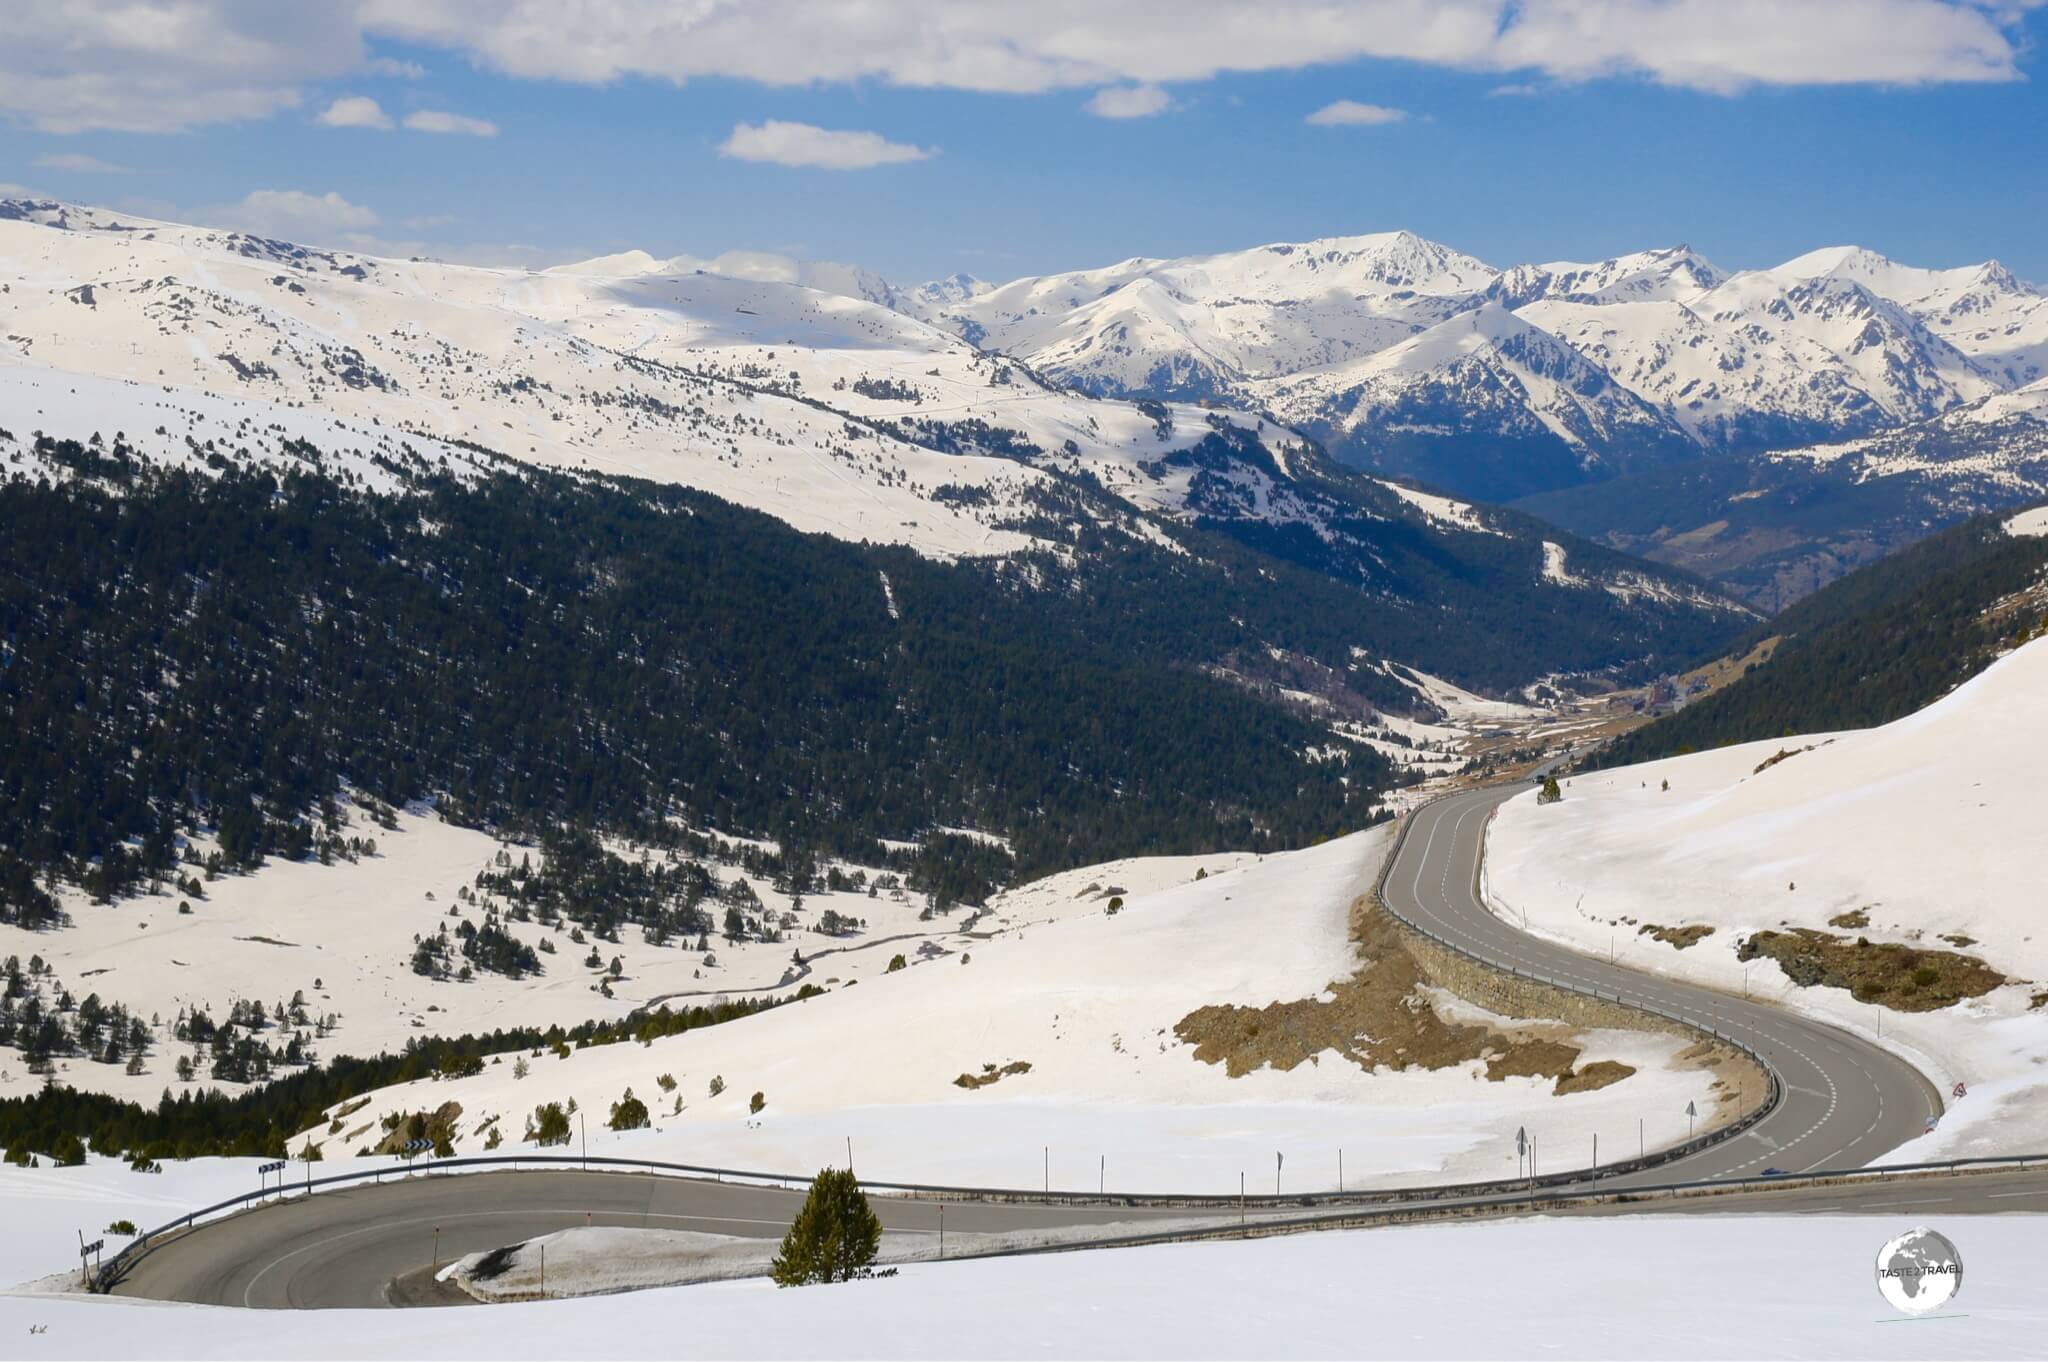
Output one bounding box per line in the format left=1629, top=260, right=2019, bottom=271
left=0, top=197, right=1301, bottom=562
left=299, top=827, right=1712, bottom=1192
left=1489, top=634, right=2048, bottom=1161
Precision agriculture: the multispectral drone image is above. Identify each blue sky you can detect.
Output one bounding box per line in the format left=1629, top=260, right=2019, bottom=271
left=5, top=2, right=2046, bottom=284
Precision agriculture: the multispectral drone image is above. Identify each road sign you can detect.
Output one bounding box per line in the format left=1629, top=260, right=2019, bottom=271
left=1925, top=1114, right=1941, bottom=1133
left=1515, top=1127, right=1526, bottom=1156
left=1685, top=1100, right=1697, bottom=1118
left=258, top=1159, right=287, bottom=1175
left=402, top=1138, right=432, bottom=1157
left=80, top=1239, right=104, bottom=1257
left=1952, top=1081, right=1967, bottom=1100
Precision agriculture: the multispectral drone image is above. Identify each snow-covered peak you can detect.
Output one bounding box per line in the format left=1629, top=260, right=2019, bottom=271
left=1763, top=248, right=2048, bottom=390
left=544, top=248, right=667, bottom=277
left=1487, top=246, right=1726, bottom=309
left=1770, top=246, right=2042, bottom=315
left=908, top=272, right=994, bottom=309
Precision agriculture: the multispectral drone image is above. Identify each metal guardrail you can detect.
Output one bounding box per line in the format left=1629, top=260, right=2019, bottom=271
left=94, top=1145, right=2048, bottom=1295
left=1367, top=785, right=1786, bottom=1184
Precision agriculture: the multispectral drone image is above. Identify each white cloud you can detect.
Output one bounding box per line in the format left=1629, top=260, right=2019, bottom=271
left=318, top=95, right=393, bottom=129
left=403, top=109, right=498, bottom=136
left=1084, top=84, right=1173, bottom=118
left=1305, top=99, right=1410, bottom=125
left=717, top=120, right=935, bottom=170
left=211, top=189, right=381, bottom=243
left=364, top=56, right=425, bottom=78
left=1487, top=82, right=1546, bottom=97
left=361, top=0, right=2043, bottom=94
left=0, top=2, right=360, bottom=133
left=0, top=1, right=2038, bottom=134
left=32, top=152, right=128, bottom=173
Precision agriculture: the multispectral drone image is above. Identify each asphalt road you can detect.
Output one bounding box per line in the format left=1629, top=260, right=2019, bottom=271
left=111, top=1169, right=1211, bottom=1309
left=111, top=1161, right=2048, bottom=1310
left=113, top=785, right=2012, bottom=1310
left=1381, top=785, right=1943, bottom=1183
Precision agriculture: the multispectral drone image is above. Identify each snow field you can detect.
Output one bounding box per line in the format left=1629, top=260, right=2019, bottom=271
left=0, top=807, right=1199, bottom=1105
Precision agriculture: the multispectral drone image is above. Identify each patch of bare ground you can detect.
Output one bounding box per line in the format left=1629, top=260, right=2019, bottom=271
left=1175, top=905, right=1627, bottom=1094
left=1737, top=930, right=2004, bottom=1011
left=1676, top=1039, right=1761, bottom=1121
left=954, top=1060, right=1032, bottom=1090
left=369, top=1100, right=463, bottom=1155
left=1828, top=909, right=1870, bottom=929
left=1554, top=1060, right=1635, bottom=1094
left=1638, top=923, right=1714, bottom=950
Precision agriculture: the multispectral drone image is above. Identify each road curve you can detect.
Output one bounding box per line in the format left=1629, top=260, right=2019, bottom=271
left=111, top=1170, right=1210, bottom=1309
left=1382, top=784, right=1942, bottom=1183
left=114, top=785, right=1961, bottom=1309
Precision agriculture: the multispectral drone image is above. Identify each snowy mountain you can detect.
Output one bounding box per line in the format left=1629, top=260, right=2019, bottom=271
left=906, top=231, right=1495, bottom=405
left=1265, top=303, right=1697, bottom=499
left=1518, top=376, right=2048, bottom=608
left=1770, top=246, right=2048, bottom=388
left=0, top=197, right=1748, bottom=703
left=906, top=232, right=2044, bottom=502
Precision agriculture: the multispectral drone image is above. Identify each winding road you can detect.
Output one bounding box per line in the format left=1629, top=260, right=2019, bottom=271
left=1382, top=785, right=1942, bottom=1182
left=111, top=782, right=1975, bottom=1309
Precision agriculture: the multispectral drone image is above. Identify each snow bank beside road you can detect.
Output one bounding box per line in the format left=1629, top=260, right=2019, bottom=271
left=1489, top=635, right=2048, bottom=1158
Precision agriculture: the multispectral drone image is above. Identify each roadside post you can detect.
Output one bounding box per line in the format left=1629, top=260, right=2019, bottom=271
left=78, top=1235, right=103, bottom=1289
left=1686, top=1099, right=1697, bottom=1140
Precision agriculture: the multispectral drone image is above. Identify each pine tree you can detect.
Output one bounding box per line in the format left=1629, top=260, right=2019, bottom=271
left=770, top=1167, right=882, bottom=1286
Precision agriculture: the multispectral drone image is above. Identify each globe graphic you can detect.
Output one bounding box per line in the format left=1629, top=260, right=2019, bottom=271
left=1874, top=1227, right=1963, bottom=1314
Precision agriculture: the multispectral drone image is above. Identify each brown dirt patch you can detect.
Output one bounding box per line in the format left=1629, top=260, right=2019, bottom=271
left=1737, top=930, right=2004, bottom=1011
left=1828, top=909, right=1869, bottom=929
left=954, top=1060, right=1033, bottom=1090
left=1176, top=906, right=1626, bottom=1094
left=1639, top=923, right=1715, bottom=950
left=1554, top=1060, right=1635, bottom=1094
